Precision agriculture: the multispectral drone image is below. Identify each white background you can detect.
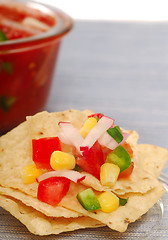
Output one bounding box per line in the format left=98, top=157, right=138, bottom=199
left=35, top=0, right=168, bottom=21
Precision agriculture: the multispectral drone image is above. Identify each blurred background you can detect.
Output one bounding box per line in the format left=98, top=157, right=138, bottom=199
left=20, top=0, right=168, bottom=151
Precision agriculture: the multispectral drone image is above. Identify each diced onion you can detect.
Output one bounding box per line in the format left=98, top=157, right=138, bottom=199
left=99, top=131, right=129, bottom=150
left=22, top=17, right=50, bottom=31
left=80, top=116, right=114, bottom=150
left=57, top=131, right=73, bottom=146
left=37, top=169, right=86, bottom=183
left=58, top=122, right=84, bottom=153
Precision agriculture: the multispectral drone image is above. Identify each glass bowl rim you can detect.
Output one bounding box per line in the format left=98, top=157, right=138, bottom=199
left=0, top=0, right=73, bottom=48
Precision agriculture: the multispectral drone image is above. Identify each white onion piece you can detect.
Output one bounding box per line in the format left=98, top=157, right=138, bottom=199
left=98, top=131, right=129, bottom=150
left=57, top=131, right=73, bottom=146
left=80, top=116, right=114, bottom=149
left=120, top=132, right=130, bottom=145
left=98, top=131, right=118, bottom=150
left=58, top=122, right=84, bottom=153
left=22, top=17, right=50, bottom=31
left=37, top=170, right=86, bottom=183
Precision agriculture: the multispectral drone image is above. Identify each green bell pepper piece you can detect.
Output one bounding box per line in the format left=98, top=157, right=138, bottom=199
left=107, top=126, right=123, bottom=143
left=77, top=188, right=101, bottom=211
left=106, top=145, right=131, bottom=172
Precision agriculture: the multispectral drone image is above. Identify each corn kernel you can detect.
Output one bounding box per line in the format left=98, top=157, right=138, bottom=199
left=20, top=164, right=43, bottom=184
left=80, top=117, right=97, bottom=138
left=97, top=191, right=119, bottom=213
left=50, top=151, right=76, bottom=170
left=100, top=163, right=120, bottom=187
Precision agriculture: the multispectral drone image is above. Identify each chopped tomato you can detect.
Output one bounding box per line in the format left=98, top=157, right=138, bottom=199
left=118, top=162, right=134, bottom=179
left=76, top=141, right=105, bottom=179
left=102, top=146, right=112, bottom=160
left=88, top=113, right=104, bottom=120
left=32, top=137, right=61, bottom=169
left=122, top=142, right=133, bottom=158
left=37, top=176, right=70, bottom=206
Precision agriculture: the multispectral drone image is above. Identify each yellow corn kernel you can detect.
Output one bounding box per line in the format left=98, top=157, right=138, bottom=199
left=20, top=164, right=43, bottom=184
left=100, top=163, right=120, bottom=187
left=80, top=117, right=97, bottom=138
left=50, top=151, right=76, bottom=170
left=97, top=191, right=119, bottom=213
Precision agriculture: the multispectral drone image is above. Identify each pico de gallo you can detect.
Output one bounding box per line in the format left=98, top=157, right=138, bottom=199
left=0, top=1, right=72, bottom=134
left=20, top=113, right=134, bottom=213
left=0, top=2, right=55, bottom=41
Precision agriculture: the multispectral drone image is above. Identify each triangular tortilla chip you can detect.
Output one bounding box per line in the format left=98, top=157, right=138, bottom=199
left=137, top=144, right=168, bottom=178
left=0, top=186, right=81, bottom=218
left=0, top=194, right=103, bottom=236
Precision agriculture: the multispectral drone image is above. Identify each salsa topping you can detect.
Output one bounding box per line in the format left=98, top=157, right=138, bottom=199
left=0, top=3, right=56, bottom=41
left=32, top=137, right=61, bottom=169
left=21, top=113, right=134, bottom=213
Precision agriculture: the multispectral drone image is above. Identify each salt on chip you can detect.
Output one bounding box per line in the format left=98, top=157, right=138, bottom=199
left=0, top=194, right=104, bottom=236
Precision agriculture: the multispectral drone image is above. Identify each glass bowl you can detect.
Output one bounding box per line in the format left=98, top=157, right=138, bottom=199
left=0, top=0, right=73, bottom=134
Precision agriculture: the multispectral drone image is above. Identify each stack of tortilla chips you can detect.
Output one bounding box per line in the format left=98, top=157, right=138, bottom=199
left=0, top=109, right=167, bottom=235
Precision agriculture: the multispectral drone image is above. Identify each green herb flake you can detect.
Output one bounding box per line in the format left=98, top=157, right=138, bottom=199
left=107, top=126, right=123, bottom=143
left=0, top=96, right=16, bottom=112
left=0, top=30, right=8, bottom=41
left=119, top=197, right=129, bottom=206
left=74, top=164, right=82, bottom=172
left=1, top=62, right=13, bottom=75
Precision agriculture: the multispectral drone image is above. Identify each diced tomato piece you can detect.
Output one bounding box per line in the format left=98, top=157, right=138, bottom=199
left=101, top=146, right=112, bottom=160
left=118, top=162, right=134, bottom=179
left=88, top=113, right=104, bottom=120
left=37, top=176, right=70, bottom=206
left=122, top=142, right=133, bottom=158
left=32, top=137, right=61, bottom=169
left=76, top=141, right=105, bottom=179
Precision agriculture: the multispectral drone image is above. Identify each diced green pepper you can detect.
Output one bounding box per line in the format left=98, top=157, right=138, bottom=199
left=0, top=96, right=16, bottom=112
left=107, top=126, right=123, bottom=143
left=1, top=62, right=13, bottom=75
left=119, top=197, right=129, bottom=206
left=106, top=145, right=131, bottom=172
left=76, top=188, right=101, bottom=211
left=0, top=30, right=8, bottom=41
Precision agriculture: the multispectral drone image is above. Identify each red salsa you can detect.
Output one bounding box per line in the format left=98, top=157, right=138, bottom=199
left=0, top=1, right=72, bottom=134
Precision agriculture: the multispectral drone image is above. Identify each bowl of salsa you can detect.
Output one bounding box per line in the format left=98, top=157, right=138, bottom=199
left=0, top=0, right=73, bottom=134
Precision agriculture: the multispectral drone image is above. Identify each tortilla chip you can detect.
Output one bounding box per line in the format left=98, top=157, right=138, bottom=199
left=137, top=144, right=168, bottom=178
left=0, top=194, right=103, bottom=236
left=0, top=179, right=165, bottom=233
left=0, top=109, right=167, bottom=235
left=0, top=186, right=81, bottom=218
left=0, top=110, right=94, bottom=197
left=51, top=181, right=165, bottom=232
left=26, top=109, right=94, bottom=139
